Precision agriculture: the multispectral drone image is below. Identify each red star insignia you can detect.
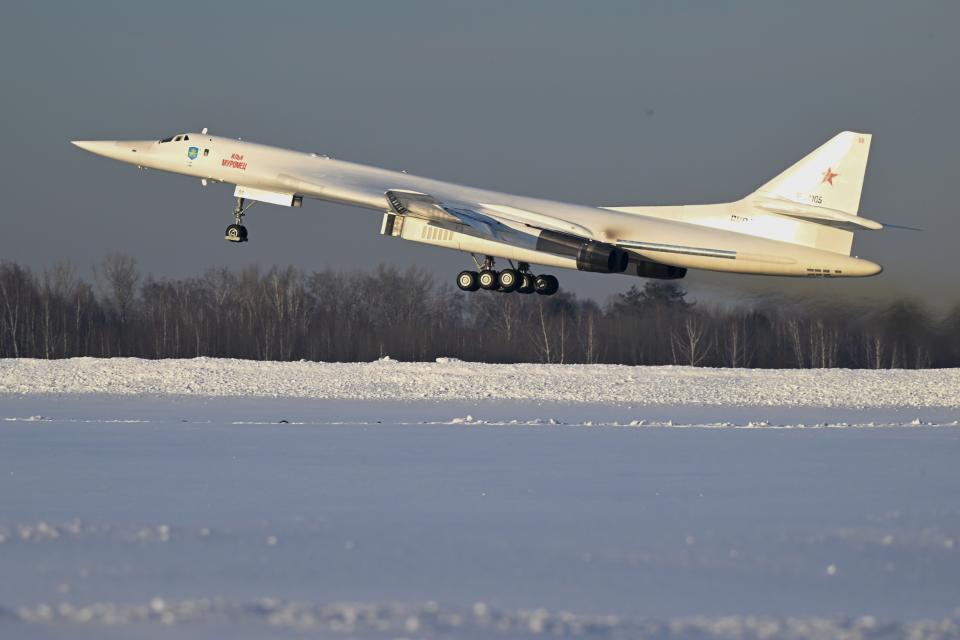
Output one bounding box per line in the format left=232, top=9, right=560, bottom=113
left=821, top=167, right=839, bottom=186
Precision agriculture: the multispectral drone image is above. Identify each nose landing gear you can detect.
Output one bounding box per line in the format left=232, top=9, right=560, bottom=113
left=225, top=223, right=247, bottom=242
left=456, top=258, right=558, bottom=296
left=225, top=197, right=254, bottom=243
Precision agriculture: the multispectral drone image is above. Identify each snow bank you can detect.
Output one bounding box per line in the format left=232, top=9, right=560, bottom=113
left=0, top=358, right=958, bottom=408
left=11, top=597, right=960, bottom=639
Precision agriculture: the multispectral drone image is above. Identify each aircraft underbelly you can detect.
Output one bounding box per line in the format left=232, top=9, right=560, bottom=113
left=387, top=216, right=578, bottom=270
left=276, top=164, right=874, bottom=277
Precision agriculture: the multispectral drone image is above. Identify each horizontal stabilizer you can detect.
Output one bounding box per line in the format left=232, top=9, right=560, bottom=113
left=876, top=221, right=922, bottom=232
left=755, top=198, right=883, bottom=231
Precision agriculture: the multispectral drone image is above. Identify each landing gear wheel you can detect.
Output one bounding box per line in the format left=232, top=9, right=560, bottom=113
left=226, top=197, right=253, bottom=243
left=225, top=224, right=248, bottom=243
left=478, top=270, right=499, bottom=290
left=517, top=273, right=535, bottom=294
left=456, top=270, right=480, bottom=292
left=497, top=269, right=521, bottom=293
left=534, top=274, right=559, bottom=296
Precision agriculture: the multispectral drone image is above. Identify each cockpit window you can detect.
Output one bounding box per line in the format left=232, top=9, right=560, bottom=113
left=174, top=135, right=183, bottom=142
left=159, top=136, right=174, bottom=143
left=183, top=135, right=189, bottom=141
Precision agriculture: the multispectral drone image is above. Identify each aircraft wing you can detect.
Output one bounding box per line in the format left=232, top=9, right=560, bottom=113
left=273, top=169, right=614, bottom=265
left=380, top=189, right=629, bottom=273
left=383, top=189, right=592, bottom=244
left=274, top=168, right=596, bottom=240
left=384, top=190, right=513, bottom=240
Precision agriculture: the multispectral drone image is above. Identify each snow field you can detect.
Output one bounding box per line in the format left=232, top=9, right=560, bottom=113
left=1, top=357, right=959, bottom=408
left=9, top=597, right=960, bottom=639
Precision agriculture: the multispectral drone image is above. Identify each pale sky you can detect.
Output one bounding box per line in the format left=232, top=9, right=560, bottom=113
left=1, top=1, right=957, bottom=309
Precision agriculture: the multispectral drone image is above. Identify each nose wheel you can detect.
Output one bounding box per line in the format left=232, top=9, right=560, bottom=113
left=225, top=223, right=248, bottom=242
left=456, top=258, right=558, bottom=295
left=225, top=197, right=254, bottom=243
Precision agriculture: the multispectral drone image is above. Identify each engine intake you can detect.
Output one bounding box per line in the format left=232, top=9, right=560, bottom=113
left=536, top=230, right=629, bottom=273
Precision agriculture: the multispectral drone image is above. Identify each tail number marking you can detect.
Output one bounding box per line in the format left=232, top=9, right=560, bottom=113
left=796, top=192, right=823, bottom=205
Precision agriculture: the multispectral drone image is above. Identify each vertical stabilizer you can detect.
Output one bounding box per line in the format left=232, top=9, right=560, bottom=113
left=755, top=131, right=871, bottom=215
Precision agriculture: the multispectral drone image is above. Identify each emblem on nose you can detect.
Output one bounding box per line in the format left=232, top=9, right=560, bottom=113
left=188, top=146, right=199, bottom=160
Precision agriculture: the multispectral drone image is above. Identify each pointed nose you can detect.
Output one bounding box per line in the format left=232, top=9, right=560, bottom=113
left=71, top=139, right=148, bottom=163
left=72, top=140, right=116, bottom=156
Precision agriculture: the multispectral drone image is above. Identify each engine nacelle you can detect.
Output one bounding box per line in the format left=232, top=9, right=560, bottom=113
left=635, top=261, right=687, bottom=280
left=536, top=230, right=629, bottom=273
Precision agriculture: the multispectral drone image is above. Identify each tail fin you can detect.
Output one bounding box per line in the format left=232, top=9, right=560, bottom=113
left=606, top=131, right=880, bottom=257
left=755, top=131, right=871, bottom=215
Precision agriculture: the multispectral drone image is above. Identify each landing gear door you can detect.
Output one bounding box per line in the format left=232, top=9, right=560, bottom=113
left=381, top=212, right=404, bottom=237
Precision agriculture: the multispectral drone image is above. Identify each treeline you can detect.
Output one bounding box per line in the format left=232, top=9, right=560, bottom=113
left=0, top=254, right=957, bottom=368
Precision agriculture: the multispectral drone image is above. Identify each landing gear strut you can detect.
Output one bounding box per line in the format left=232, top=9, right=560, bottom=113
left=225, top=197, right=254, bottom=243
left=455, top=257, right=558, bottom=296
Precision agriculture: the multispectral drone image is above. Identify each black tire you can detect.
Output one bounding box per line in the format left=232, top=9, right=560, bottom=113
left=225, top=224, right=246, bottom=242
left=478, top=270, right=499, bottom=290
left=517, top=273, right=535, bottom=294
left=534, top=274, right=559, bottom=296
left=456, top=270, right=480, bottom=292
left=497, top=269, right=521, bottom=293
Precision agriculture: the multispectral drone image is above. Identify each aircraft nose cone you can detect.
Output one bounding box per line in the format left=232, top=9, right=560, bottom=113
left=70, top=140, right=109, bottom=153
left=71, top=139, right=147, bottom=163
left=72, top=140, right=110, bottom=154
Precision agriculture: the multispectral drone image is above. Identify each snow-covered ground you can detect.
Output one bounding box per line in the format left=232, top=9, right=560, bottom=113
left=1, top=360, right=959, bottom=638
left=1, top=357, right=959, bottom=408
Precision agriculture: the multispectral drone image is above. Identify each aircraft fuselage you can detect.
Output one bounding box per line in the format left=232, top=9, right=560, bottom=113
left=71, top=132, right=883, bottom=280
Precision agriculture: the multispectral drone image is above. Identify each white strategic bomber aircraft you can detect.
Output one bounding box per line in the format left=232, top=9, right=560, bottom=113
left=73, top=130, right=883, bottom=295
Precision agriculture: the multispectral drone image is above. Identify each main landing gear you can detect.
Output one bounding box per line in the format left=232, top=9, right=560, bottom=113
left=456, top=258, right=559, bottom=296
left=225, top=197, right=254, bottom=243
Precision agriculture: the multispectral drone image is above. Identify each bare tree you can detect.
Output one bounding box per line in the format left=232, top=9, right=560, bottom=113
left=95, top=253, right=140, bottom=356
left=0, top=257, right=953, bottom=368
left=670, top=313, right=713, bottom=366
left=719, top=312, right=752, bottom=368
left=0, top=263, right=31, bottom=357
